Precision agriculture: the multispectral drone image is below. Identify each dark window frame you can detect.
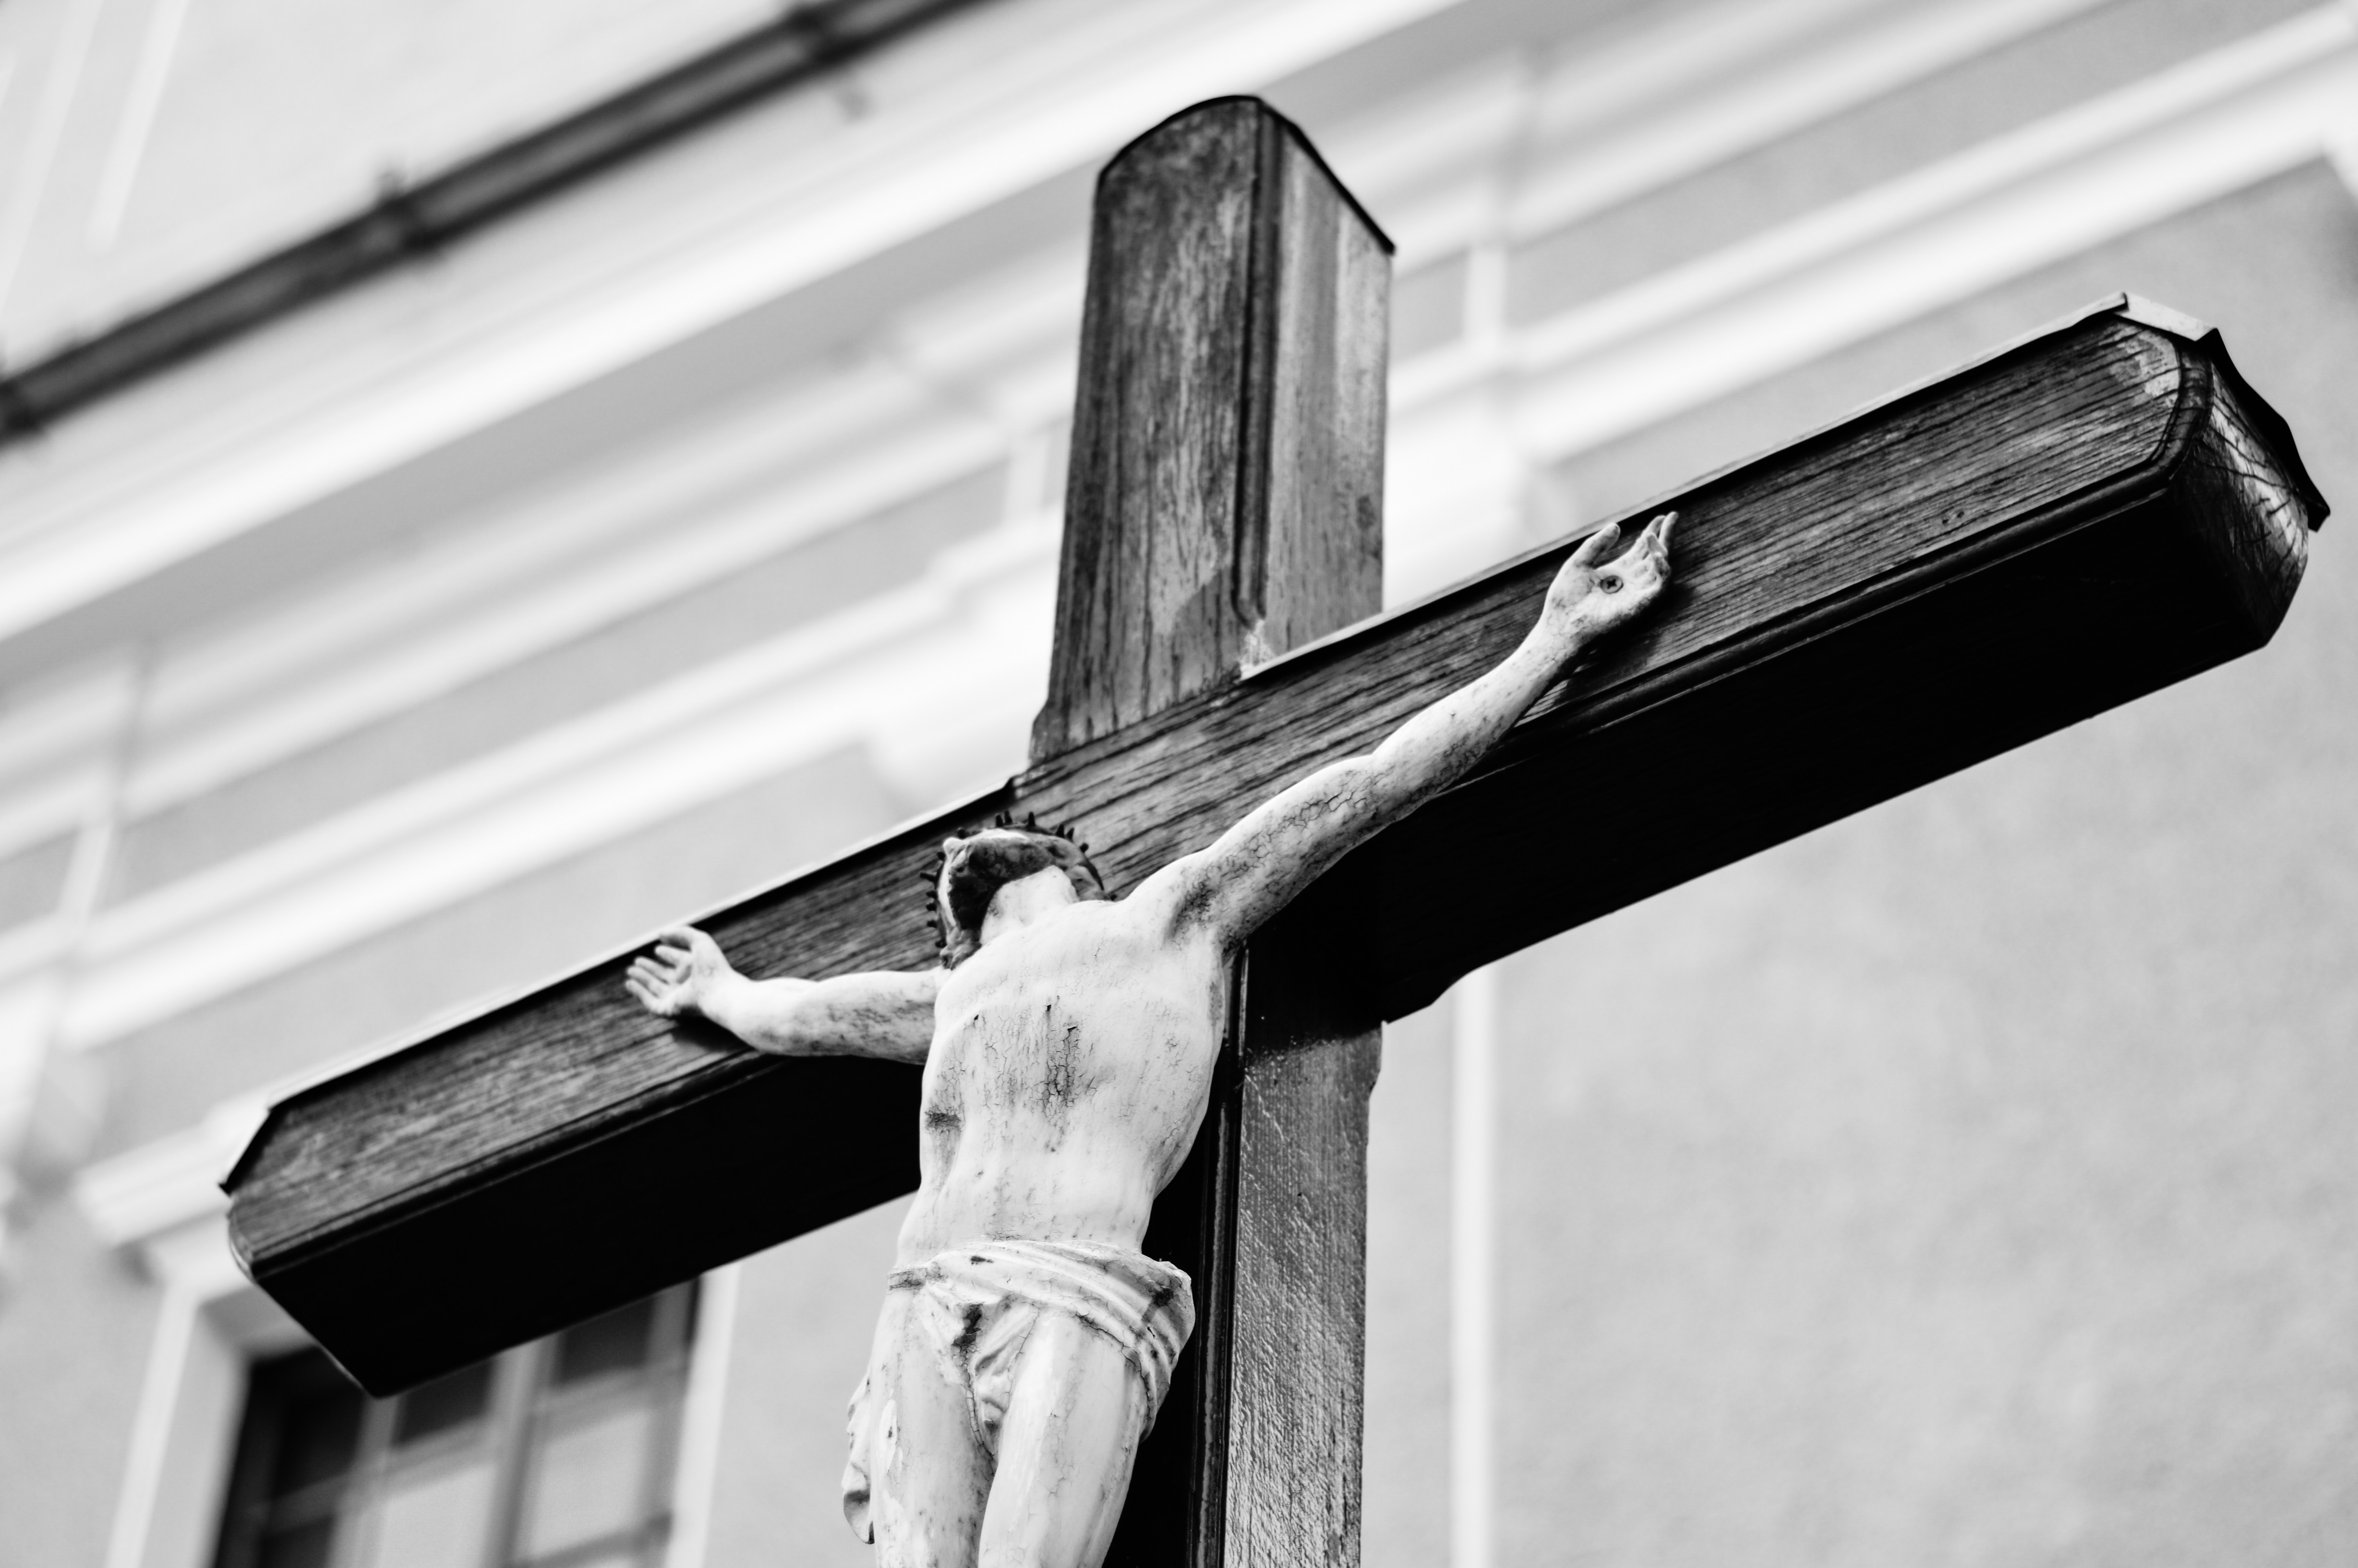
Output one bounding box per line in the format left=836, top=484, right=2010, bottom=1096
left=211, top=1285, right=698, bottom=1568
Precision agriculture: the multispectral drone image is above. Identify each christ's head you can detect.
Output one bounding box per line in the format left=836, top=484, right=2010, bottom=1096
left=932, top=822, right=1105, bottom=965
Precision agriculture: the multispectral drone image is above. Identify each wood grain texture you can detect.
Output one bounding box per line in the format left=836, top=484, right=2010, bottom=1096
left=1103, top=1039, right=1238, bottom=1568
left=1033, top=98, right=1389, bottom=756
left=1064, top=99, right=1394, bottom=1568
left=1106, top=963, right=1382, bottom=1568
left=227, top=306, right=2322, bottom=1395
left=1221, top=976, right=1381, bottom=1568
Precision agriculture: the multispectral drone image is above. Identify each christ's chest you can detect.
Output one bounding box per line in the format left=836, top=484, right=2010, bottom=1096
left=922, top=915, right=1225, bottom=1123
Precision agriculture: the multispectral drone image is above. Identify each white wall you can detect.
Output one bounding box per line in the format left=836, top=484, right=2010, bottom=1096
left=0, top=1, right=2352, bottom=1564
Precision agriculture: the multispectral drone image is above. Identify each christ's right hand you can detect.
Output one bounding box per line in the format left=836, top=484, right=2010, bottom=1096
left=626, top=926, right=735, bottom=1020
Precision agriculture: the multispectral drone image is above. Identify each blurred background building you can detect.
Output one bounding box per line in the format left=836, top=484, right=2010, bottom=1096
left=0, top=0, right=2352, bottom=1564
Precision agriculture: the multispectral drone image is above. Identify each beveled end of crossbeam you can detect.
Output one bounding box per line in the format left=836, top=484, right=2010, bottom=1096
left=1259, top=294, right=2325, bottom=1021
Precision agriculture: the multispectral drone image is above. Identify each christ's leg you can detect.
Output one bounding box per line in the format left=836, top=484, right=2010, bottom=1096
left=976, top=1314, right=1153, bottom=1568
left=868, top=1292, right=995, bottom=1568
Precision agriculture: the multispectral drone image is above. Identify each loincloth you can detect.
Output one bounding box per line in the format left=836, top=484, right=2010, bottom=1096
left=841, top=1238, right=1195, bottom=1542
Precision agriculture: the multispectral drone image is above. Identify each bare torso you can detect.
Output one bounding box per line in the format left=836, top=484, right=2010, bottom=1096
left=622, top=513, right=1676, bottom=1273
left=899, top=895, right=1226, bottom=1266
left=619, top=510, right=1677, bottom=1564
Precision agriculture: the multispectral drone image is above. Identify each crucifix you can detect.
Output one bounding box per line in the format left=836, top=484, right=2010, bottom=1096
left=224, top=97, right=2322, bottom=1568
left=621, top=502, right=1670, bottom=1561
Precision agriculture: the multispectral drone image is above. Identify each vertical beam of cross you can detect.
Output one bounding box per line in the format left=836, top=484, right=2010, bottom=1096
left=1025, top=97, right=1391, bottom=1568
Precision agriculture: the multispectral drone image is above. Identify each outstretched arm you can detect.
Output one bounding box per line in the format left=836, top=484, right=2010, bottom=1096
left=625, top=927, right=940, bottom=1064
left=1142, top=512, right=1675, bottom=946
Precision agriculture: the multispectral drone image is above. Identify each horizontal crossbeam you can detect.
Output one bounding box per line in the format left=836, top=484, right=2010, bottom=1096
left=227, top=299, right=2322, bottom=1393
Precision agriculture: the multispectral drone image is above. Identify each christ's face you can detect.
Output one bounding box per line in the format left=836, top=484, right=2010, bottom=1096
left=936, top=830, right=1095, bottom=960
left=979, top=867, right=1079, bottom=945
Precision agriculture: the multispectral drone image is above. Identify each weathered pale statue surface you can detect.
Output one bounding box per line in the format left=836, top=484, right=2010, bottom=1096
left=626, top=516, right=1675, bottom=1568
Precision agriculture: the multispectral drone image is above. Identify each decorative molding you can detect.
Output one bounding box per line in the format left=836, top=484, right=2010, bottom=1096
left=1507, top=0, right=2116, bottom=241
left=0, top=0, right=1460, bottom=650
left=1390, top=5, right=2358, bottom=454
left=125, top=413, right=1011, bottom=819
left=1338, top=0, right=2113, bottom=266
left=0, top=0, right=108, bottom=326
left=74, top=1106, right=258, bottom=1253
left=661, top=1262, right=742, bottom=1568
left=77, top=1110, right=299, bottom=1568
left=97, top=1224, right=266, bottom=1568
left=2, top=0, right=992, bottom=438
left=1449, top=964, right=1499, bottom=1568
left=0, top=0, right=2181, bottom=862
left=57, top=516, right=1056, bottom=1045
left=0, top=0, right=2129, bottom=835
left=74, top=1105, right=734, bottom=1568
left=85, top=0, right=193, bottom=252
left=0, top=332, right=1039, bottom=863
left=6, top=4, right=2352, bottom=1051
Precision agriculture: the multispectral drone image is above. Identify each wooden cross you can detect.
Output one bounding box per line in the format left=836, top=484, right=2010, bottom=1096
left=223, top=97, right=2322, bottom=1567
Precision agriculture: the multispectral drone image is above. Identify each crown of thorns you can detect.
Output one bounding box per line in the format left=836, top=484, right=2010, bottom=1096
left=916, top=811, right=1104, bottom=965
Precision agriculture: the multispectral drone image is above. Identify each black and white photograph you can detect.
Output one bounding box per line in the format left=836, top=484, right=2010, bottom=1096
left=0, top=2, right=2350, bottom=1566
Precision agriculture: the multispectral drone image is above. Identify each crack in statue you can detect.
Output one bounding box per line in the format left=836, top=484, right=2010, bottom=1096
left=627, top=514, right=1675, bottom=1568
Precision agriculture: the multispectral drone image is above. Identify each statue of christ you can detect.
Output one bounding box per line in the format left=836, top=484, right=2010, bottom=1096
left=627, top=513, right=1675, bottom=1568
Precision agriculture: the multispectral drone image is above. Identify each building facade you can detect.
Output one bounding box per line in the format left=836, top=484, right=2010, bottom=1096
left=1, top=1, right=2354, bottom=1564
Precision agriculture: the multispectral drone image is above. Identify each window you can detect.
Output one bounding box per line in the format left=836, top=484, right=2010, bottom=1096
left=210, top=1286, right=697, bottom=1568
